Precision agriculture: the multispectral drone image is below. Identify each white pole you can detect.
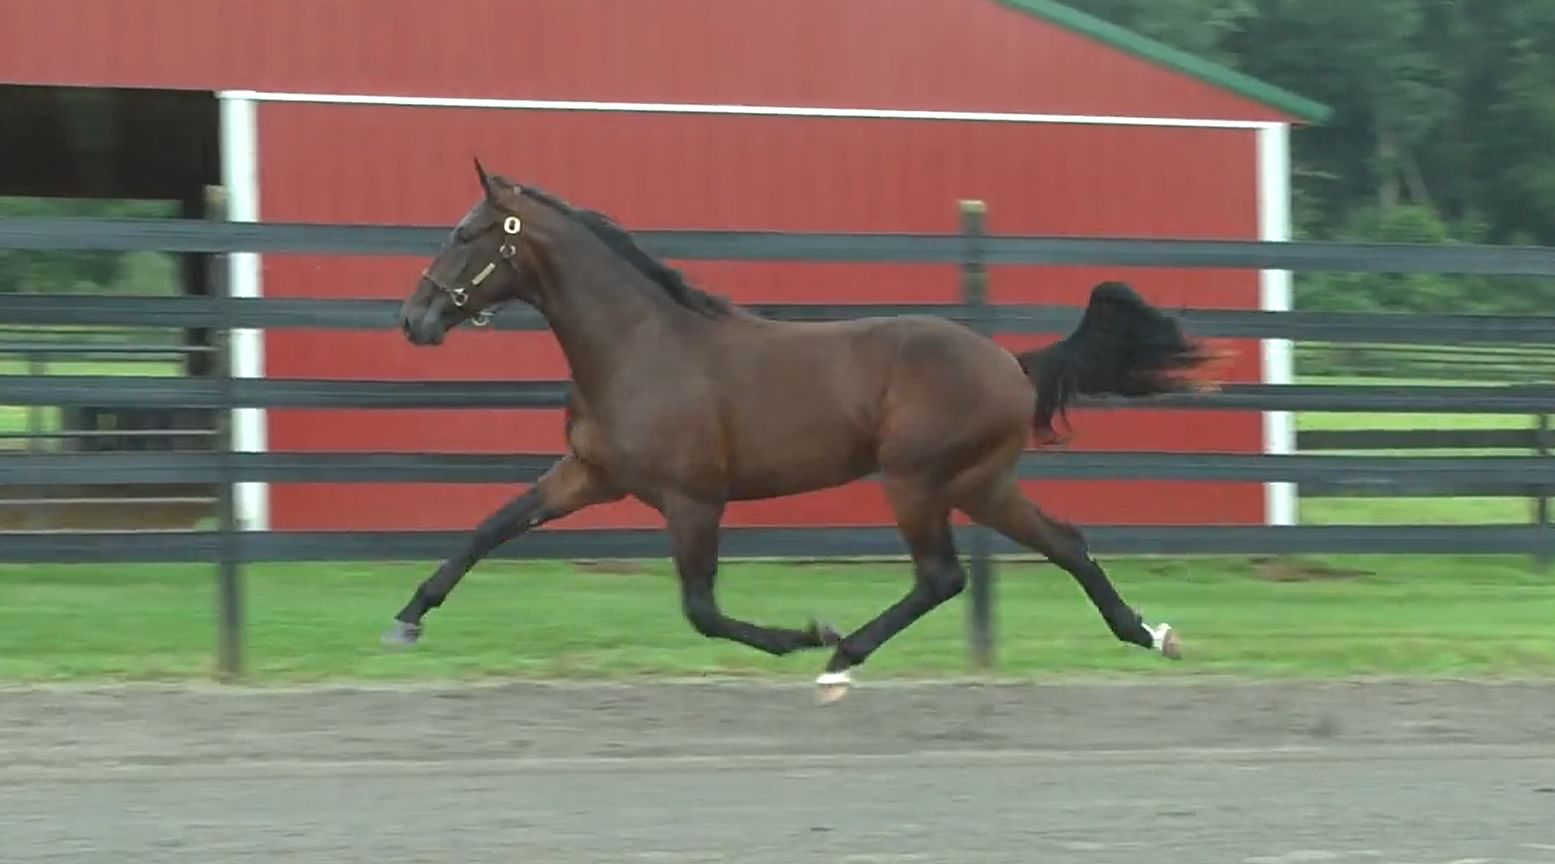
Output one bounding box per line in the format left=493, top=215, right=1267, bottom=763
left=1257, top=123, right=1296, bottom=527
left=217, top=91, right=270, bottom=532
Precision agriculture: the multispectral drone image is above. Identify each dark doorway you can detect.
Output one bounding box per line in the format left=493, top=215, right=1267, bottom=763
left=0, top=85, right=223, bottom=529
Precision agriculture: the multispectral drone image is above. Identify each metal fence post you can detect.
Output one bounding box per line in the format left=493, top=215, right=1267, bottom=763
left=211, top=191, right=244, bottom=681
left=959, top=200, right=995, bottom=670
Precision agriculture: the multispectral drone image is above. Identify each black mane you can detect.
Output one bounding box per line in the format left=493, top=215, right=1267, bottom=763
left=517, top=182, right=731, bottom=318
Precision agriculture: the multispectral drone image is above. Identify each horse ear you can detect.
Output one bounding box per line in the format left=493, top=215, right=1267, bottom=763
left=473, top=157, right=495, bottom=200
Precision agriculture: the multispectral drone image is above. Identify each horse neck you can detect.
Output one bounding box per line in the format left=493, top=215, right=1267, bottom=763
left=535, top=248, right=694, bottom=395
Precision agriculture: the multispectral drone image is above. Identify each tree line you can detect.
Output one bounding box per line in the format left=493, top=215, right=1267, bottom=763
left=1077, top=0, right=1555, bottom=314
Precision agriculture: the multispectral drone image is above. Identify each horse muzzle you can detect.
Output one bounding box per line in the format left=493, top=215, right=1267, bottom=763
left=399, top=287, right=452, bottom=347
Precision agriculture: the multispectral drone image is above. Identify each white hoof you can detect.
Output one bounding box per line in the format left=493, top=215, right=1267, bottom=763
left=815, top=670, right=853, bottom=705
left=1146, top=623, right=1182, bottom=660
left=381, top=620, right=423, bottom=649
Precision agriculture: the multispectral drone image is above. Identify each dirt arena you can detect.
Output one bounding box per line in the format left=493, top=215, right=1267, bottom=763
left=3, top=679, right=1554, bottom=863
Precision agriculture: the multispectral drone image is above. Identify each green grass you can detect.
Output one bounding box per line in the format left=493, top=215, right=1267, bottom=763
left=1296, top=344, right=1555, bottom=384
left=0, top=356, right=181, bottom=377
left=1296, top=412, right=1542, bottom=525
left=0, top=357, right=182, bottom=443
left=1294, top=386, right=1546, bottom=525
left=1300, top=497, right=1539, bottom=524
left=2, top=555, right=1552, bottom=684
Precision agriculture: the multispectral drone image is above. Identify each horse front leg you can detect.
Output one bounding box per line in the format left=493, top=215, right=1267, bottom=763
left=664, top=494, right=840, bottom=656
left=811, top=477, right=966, bottom=704
left=383, top=453, right=620, bottom=646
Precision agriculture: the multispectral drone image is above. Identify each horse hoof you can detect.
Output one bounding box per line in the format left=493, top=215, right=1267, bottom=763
left=381, top=620, right=423, bottom=649
left=1148, top=623, right=1183, bottom=660
left=815, top=670, right=852, bottom=705
left=809, top=619, right=843, bottom=647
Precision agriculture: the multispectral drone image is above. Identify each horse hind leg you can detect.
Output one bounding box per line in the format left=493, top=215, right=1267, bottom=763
left=957, top=475, right=1182, bottom=660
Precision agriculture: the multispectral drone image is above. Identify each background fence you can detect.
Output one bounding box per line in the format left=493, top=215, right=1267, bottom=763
left=4, top=204, right=1555, bottom=675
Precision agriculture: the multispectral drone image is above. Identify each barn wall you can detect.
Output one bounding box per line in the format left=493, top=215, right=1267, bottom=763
left=253, top=102, right=1265, bottom=532
left=0, top=0, right=1297, bottom=533
left=0, top=0, right=1292, bottom=122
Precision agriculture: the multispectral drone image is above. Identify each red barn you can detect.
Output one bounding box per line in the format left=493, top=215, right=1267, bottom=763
left=0, top=0, right=1327, bottom=536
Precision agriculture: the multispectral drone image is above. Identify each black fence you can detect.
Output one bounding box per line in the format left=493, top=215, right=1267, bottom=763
left=4, top=203, right=1555, bottom=677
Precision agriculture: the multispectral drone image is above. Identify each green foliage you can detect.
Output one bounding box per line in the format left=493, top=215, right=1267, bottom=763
left=0, top=196, right=178, bottom=296
left=1071, top=0, right=1555, bottom=314
left=1071, top=0, right=1257, bottom=64
left=1294, top=204, right=1555, bottom=316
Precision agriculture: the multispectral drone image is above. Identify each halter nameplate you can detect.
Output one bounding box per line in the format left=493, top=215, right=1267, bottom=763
left=470, top=261, right=498, bottom=286
left=498, top=215, right=521, bottom=260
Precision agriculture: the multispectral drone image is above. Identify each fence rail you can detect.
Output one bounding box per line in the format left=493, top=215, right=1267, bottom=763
left=8, top=216, right=1555, bottom=274
left=1298, top=428, right=1547, bottom=450
left=4, top=375, right=1554, bottom=413
left=3, top=449, right=1553, bottom=490
left=4, top=209, right=1555, bottom=677
left=8, top=294, right=1555, bottom=345
left=3, top=525, right=1550, bottom=564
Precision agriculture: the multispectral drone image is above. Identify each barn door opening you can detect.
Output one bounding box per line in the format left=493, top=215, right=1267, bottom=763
left=0, top=83, right=221, bottom=530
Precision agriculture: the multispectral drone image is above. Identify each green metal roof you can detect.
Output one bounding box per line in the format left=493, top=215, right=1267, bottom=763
left=995, top=0, right=1332, bottom=124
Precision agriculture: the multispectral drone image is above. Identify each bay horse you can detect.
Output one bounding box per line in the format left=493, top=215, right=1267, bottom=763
left=387, top=160, right=1221, bottom=702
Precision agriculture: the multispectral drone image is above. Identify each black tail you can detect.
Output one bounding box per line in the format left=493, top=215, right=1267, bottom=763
left=1015, top=281, right=1227, bottom=445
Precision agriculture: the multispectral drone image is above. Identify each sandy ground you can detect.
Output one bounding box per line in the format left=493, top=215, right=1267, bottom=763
left=3, top=678, right=1555, bottom=863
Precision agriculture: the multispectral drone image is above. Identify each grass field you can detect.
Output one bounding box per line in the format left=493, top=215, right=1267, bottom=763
left=1298, top=406, right=1542, bottom=525
left=1, top=555, right=1552, bottom=683
left=1292, top=372, right=1546, bottom=525
left=0, top=356, right=181, bottom=446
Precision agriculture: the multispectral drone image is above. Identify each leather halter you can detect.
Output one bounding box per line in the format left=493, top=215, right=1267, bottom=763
left=421, top=215, right=523, bottom=327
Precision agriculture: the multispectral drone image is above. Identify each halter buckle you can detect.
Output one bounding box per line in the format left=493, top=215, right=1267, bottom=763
left=499, top=215, right=522, bottom=259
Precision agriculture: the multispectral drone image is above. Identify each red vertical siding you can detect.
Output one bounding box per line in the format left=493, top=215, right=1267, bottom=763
left=0, top=0, right=1290, bottom=534
left=257, top=103, right=1263, bottom=532
left=0, top=0, right=1294, bottom=122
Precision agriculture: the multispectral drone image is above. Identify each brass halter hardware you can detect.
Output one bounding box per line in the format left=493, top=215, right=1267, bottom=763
left=422, top=214, right=523, bottom=327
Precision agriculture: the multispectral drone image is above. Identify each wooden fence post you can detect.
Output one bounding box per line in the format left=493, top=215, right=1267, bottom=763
left=1537, top=412, right=1551, bottom=572
left=210, top=185, right=244, bottom=681
left=959, top=200, right=995, bottom=670
left=25, top=350, right=46, bottom=532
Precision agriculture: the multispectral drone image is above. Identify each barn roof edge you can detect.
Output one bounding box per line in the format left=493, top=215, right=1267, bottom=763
left=994, top=0, right=1333, bottom=125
